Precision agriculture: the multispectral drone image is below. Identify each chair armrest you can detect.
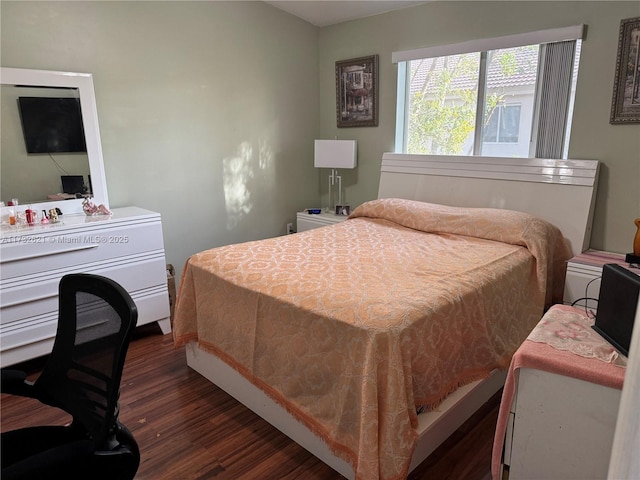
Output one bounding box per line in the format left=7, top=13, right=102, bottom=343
left=1, top=369, right=36, bottom=397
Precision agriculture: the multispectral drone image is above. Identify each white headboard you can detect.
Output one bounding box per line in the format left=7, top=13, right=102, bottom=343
left=378, top=153, right=599, bottom=256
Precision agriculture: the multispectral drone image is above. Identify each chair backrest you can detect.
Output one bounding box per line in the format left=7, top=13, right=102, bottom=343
left=34, top=274, right=138, bottom=448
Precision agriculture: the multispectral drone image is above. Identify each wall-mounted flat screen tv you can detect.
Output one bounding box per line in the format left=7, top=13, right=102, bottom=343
left=18, top=97, right=87, bottom=154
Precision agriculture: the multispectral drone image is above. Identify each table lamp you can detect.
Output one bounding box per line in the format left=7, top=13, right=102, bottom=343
left=314, top=139, right=357, bottom=211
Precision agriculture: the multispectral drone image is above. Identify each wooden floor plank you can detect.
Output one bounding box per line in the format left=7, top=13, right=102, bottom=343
left=1, top=324, right=501, bottom=479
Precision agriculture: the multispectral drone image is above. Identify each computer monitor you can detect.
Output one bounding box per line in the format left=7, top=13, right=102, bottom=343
left=592, top=264, right=640, bottom=356
left=61, top=175, right=85, bottom=195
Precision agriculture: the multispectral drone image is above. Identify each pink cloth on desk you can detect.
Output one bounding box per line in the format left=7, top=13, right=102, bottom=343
left=490, top=304, right=626, bottom=480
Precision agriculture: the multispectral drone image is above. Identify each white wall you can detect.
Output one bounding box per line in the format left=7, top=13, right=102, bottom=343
left=1, top=1, right=320, bottom=281
left=318, top=1, right=640, bottom=254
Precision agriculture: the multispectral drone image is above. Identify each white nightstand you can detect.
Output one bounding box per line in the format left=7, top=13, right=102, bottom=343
left=496, top=305, right=625, bottom=479
left=564, top=249, right=627, bottom=309
left=296, top=211, right=347, bottom=232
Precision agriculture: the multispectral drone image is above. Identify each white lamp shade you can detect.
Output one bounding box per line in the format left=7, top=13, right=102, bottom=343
left=314, top=140, right=357, bottom=169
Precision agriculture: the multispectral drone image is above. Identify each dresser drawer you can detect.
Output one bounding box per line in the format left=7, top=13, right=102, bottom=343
left=0, top=256, right=168, bottom=358
left=1, top=254, right=165, bottom=322
left=0, top=220, right=165, bottom=281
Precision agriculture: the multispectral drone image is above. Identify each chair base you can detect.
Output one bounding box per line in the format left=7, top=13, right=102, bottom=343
left=1, top=424, right=139, bottom=480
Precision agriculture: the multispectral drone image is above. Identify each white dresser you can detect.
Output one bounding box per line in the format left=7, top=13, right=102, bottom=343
left=0, top=206, right=171, bottom=366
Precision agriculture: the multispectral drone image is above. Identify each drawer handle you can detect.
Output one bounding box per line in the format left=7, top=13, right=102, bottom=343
left=1, top=243, right=99, bottom=264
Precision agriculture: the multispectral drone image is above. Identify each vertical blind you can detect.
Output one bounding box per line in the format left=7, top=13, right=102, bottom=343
left=534, top=40, right=578, bottom=158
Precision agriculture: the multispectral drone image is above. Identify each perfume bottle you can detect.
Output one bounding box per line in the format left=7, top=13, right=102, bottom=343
left=25, top=206, right=37, bottom=226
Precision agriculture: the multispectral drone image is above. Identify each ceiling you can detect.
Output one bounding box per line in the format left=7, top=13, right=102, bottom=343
left=264, top=1, right=429, bottom=27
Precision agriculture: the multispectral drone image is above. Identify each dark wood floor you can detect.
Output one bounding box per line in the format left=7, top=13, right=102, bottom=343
left=1, top=323, right=500, bottom=479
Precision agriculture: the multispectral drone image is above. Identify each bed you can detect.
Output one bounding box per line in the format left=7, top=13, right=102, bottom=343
left=173, top=154, right=599, bottom=480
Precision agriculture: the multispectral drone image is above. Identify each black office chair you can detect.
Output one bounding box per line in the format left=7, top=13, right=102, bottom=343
left=1, top=274, right=140, bottom=480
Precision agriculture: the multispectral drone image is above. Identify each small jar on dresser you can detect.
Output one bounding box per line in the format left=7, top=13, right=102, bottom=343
left=563, top=249, right=628, bottom=309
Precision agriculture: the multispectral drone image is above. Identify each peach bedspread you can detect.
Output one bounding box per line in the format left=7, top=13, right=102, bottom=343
left=173, top=198, right=570, bottom=480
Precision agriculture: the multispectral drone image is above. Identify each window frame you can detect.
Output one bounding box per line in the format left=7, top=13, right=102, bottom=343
left=393, top=25, right=585, bottom=158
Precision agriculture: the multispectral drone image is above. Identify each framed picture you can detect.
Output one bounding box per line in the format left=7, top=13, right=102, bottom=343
left=610, top=16, right=640, bottom=124
left=335, top=205, right=350, bottom=216
left=336, top=54, right=378, bottom=127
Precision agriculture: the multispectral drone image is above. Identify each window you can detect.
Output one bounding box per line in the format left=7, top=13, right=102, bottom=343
left=482, top=105, right=522, bottom=143
left=394, top=25, right=584, bottom=159
left=407, top=52, right=480, bottom=155
left=483, top=104, right=522, bottom=143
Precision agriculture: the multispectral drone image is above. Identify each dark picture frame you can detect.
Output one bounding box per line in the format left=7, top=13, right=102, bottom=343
left=336, top=54, right=378, bottom=127
left=610, top=16, right=640, bottom=124
left=335, top=205, right=350, bottom=216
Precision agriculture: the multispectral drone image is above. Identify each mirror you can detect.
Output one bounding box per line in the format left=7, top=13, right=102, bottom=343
left=0, top=67, right=108, bottom=216
left=1, top=84, right=91, bottom=204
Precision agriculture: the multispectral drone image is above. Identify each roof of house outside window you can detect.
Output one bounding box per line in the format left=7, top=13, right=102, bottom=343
left=409, top=47, right=539, bottom=95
